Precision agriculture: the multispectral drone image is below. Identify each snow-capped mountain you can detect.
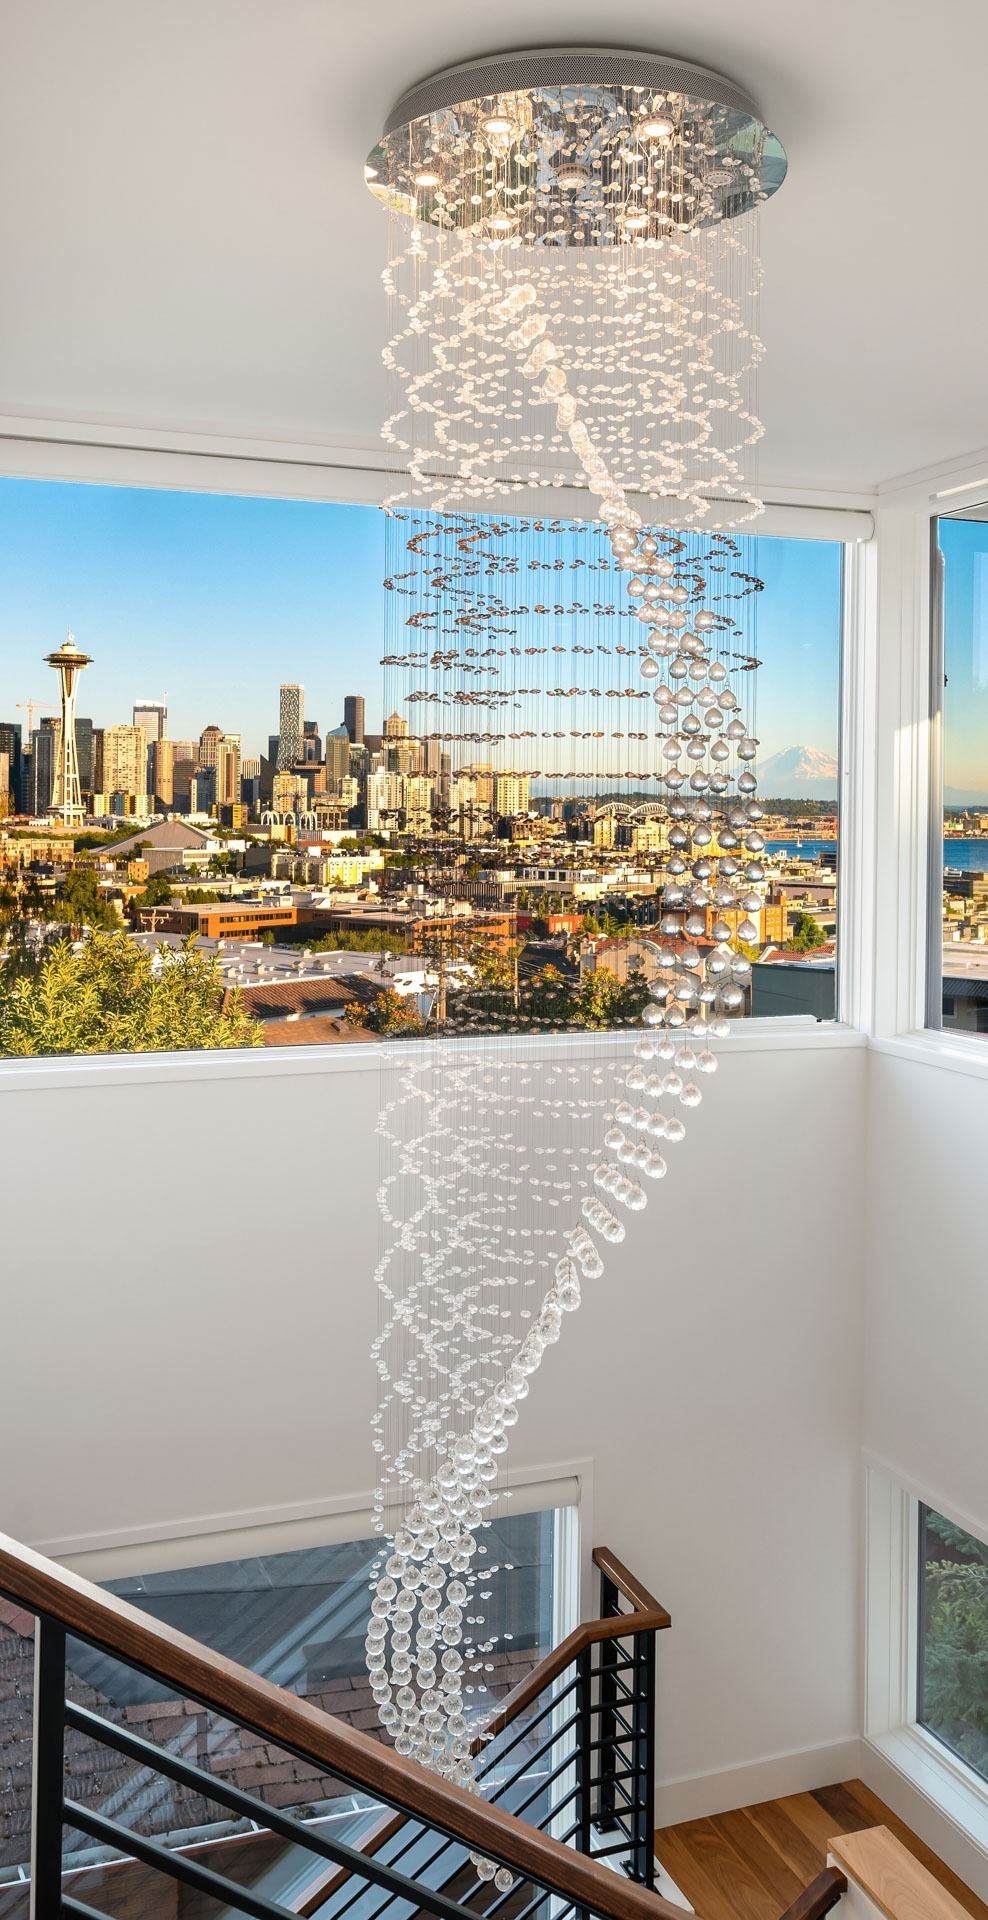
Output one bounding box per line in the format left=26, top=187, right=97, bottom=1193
left=758, top=745, right=839, bottom=799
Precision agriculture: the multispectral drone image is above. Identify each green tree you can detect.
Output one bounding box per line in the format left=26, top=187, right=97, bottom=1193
left=345, top=989, right=421, bottom=1036
left=135, top=872, right=173, bottom=907
left=573, top=964, right=649, bottom=1030
left=0, top=931, right=263, bottom=1056
left=57, top=866, right=119, bottom=933
left=788, top=911, right=827, bottom=952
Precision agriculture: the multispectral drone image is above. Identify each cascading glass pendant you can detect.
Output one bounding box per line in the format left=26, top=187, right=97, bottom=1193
left=362, top=47, right=786, bottom=1812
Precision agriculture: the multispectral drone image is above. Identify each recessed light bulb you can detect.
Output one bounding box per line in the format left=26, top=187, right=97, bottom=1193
left=414, top=171, right=440, bottom=187
left=483, top=115, right=514, bottom=137
left=640, top=116, right=675, bottom=141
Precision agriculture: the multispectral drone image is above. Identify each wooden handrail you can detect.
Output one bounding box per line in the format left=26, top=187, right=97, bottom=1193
left=777, top=1868, right=847, bottom=1920
left=592, top=1547, right=672, bottom=1623
left=0, top=1530, right=682, bottom=1920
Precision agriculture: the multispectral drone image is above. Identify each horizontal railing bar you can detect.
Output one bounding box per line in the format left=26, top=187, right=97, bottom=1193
left=592, top=1839, right=641, bottom=1860
left=64, top=1799, right=301, bottom=1920
left=476, top=1694, right=581, bottom=1774
left=63, top=1701, right=474, bottom=1920
left=508, top=1748, right=582, bottom=1824
left=482, top=1721, right=580, bottom=1799
left=490, top=1887, right=572, bottom=1920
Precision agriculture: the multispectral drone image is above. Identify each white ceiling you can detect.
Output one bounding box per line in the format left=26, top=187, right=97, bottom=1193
left=0, top=0, right=984, bottom=496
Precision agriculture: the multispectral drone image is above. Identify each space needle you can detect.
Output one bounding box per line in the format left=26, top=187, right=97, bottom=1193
left=45, top=631, right=93, bottom=825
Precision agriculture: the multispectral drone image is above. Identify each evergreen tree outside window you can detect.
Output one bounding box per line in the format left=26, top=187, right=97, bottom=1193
left=918, top=1504, right=988, bottom=1784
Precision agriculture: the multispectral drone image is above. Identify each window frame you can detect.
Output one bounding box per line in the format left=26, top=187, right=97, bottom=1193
left=865, top=1467, right=988, bottom=1861
left=867, top=445, right=988, bottom=1079
left=0, top=429, right=868, bottom=1086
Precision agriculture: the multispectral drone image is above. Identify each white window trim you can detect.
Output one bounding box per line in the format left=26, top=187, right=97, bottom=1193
left=46, top=1455, right=593, bottom=1612
left=864, top=1465, right=988, bottom=1863
left=869, top=440, right=988, bottom=1063
left=0, top=427, right=867, bottom=1087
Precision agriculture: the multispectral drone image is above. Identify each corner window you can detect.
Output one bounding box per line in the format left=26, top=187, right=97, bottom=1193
left=929, top=508, right=988, bottom=1035
left=919, top=1503, right=988, bottom=1784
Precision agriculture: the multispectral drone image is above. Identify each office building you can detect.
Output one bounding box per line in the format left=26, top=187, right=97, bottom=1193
left=344, top=694, right=365, bottom=744
left=277, top=684, right=303, bottom=770
left=133, top=701, right=167, bottom=743
left=29, top=719, right=58, bottom=816
left=0, top=723, right=22, bottom=812
left=198, top=724, right=223, bottom=771
left=102, top=725, right=149, bottom=806
left=151, top=738, right=198, bottom=810
left=324, top=723, right=351, bottom=789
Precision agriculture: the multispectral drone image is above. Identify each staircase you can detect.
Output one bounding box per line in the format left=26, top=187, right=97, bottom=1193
left=0, top=1533, right=846, bottom=1920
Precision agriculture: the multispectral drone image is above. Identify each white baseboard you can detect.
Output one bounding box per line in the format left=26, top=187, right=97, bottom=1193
left=655, top=1736, right=864, bottom=1828
left=859, top=1737, right=988, bottom=1906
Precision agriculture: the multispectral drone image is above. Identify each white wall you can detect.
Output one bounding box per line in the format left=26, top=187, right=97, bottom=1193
left=865, top=1052, right=988, bottom=1541
left=0, top=1035, right=867, bottom=1817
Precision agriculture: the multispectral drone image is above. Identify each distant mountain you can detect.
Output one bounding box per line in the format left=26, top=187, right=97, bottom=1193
left=944, top=785, right=988, bottom=809
left=758, top=744, right=839, bottom=800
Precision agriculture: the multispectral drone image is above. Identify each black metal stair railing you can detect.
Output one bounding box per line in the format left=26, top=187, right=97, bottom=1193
left=311, top=1566, right=663, bottom=1920
left=0, top=1533, right=672, bottom=1920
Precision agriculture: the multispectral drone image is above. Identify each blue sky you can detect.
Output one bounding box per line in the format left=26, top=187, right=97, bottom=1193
left=939, top=516, right=988, bottom=799
left=0, top=478, right=840, bottom=763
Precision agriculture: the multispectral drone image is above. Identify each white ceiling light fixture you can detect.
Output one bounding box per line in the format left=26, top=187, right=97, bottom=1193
left=366, top=44, right=787, bottom=528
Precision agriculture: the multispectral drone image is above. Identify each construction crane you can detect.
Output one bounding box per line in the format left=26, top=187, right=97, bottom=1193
left=15, top=700, right=57, bottom=733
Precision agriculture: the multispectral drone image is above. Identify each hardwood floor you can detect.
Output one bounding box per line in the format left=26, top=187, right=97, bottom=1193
left=654, top=1778, right=988, bottom=1920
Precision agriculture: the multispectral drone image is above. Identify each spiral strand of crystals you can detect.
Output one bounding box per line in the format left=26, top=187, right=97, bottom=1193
left=363, top=60, right=775, bottom=1816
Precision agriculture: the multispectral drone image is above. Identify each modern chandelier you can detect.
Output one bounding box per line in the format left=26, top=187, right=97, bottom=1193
left=362, top=47, right=787, bottom=1822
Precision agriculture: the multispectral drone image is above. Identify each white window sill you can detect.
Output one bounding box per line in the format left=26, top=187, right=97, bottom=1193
left=0, top=1019, right=866, bottom=1094
left=866, top=1726, right=988, bottom=1865
left=870, top=1030, right=988, bottom=1083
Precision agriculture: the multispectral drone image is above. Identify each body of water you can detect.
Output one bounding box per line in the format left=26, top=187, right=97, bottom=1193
left=765, top=839, right=837, bottom=861
left=763, top=837, right=988, bottom=870
left=942, top=839, right=988, bottom=872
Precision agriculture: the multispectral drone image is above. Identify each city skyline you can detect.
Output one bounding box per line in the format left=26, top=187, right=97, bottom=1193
left=0, top=477, right=842, bottom=772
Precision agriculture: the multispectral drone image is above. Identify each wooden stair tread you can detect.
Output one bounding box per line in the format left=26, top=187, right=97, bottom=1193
left=829, top=1826, right=974, bottom=1920
left=655, top=1780, right=988, bottom=1920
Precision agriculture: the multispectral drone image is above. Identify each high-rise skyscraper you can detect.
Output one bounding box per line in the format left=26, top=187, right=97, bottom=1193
left=30, top=720, right=58, bottom=816
left=151, top=738, right=197, bottom=810
left=215, top=734, right=242, bottom=810
left=103, top=725, right=149, bottom=805
left=133, top=701, right=167, bottom=742
left=75, top=718, right=94, bottom=799
left=198, top=725, right=223, bottom=771
left=134, top=702, right=167, bottom=795
left=325, top=724, right=351, bottom=790
left=302, top=719, right=322, bottom=762
left=344, top=694, right=365, bottom=745
left=277, top=684, right=304, bottom=771
left=45, top=632, right=93, bottom=824
left=0, top=723, right=22, bottom=813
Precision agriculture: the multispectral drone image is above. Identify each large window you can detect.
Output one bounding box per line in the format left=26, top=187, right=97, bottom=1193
left=919, top=1504, right=988, bottom=1784
left=0, top=475, right=844, bottom=1061
left=931, top=509, right=988, bottom=1036
left=0, top=1509, right=566, bottom=1914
